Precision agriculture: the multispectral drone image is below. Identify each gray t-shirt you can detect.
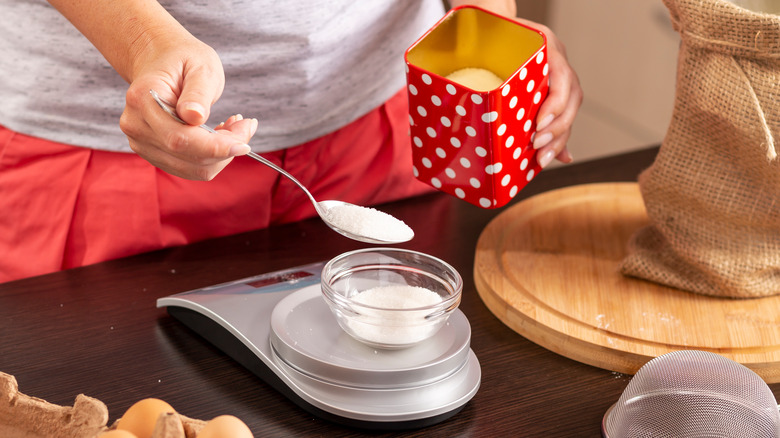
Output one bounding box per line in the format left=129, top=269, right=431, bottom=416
left=0, top=0, right=444, bottom=152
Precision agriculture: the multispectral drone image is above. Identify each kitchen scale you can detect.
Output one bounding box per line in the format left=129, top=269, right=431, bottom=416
left=156, top=262, right=481, bottom=430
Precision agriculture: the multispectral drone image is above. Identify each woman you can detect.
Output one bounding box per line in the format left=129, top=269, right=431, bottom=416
left=0, top=0, right=581, bottom=282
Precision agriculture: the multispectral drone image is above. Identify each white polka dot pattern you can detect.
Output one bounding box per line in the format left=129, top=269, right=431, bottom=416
left=405, top=44, right=549, bottom=209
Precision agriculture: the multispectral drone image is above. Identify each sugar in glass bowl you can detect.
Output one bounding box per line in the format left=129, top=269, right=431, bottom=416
left=321, top=248, right=463, bottom=349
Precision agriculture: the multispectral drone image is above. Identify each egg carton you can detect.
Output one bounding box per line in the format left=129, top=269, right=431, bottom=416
left=0, top=371, right=206, bottom=438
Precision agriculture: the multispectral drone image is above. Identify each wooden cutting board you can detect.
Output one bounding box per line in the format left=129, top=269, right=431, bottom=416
left=474, top=182, right=780, bottom=382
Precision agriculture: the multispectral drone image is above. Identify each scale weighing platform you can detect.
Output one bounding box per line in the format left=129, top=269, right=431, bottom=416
left=157, top=262, right=481, bottom=430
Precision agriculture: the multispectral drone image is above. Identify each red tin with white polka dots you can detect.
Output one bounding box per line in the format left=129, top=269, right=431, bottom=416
left=404, top=6, right=548, bottom=209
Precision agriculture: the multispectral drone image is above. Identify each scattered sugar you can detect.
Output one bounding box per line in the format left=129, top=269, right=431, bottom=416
left=325, top=204, right=414, bottom=242
left=347, top=285, right=443, bottom=346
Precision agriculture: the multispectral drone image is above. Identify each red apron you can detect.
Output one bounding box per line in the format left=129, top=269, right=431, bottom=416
left=0, top=89, right=431, bottom=283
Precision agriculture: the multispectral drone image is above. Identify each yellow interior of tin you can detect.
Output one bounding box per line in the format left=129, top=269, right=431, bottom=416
left=406, top=7, right=544, bottom=81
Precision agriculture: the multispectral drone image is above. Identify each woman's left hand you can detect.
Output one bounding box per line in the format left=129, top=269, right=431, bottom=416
left=449, top=0, right=583, bottom=168
left=516, top=17, right=582, bottom=168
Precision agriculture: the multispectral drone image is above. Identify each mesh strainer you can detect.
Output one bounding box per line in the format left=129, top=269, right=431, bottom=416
left=602, top=350, right=780, bottom=437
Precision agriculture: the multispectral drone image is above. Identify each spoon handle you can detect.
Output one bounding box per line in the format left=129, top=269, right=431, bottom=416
left=149, top=90, right=322, bottom=213
left=244, top=151, right=321, bottom=212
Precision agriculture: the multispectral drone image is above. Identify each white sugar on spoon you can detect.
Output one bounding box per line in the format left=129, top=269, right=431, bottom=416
left=322, top=203, right=414, bottom=244
left=150, top=89, right=409, bottom=245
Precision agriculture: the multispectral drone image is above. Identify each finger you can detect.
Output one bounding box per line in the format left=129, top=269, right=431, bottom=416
left=535, top=50, right=580, bottom=130
left=536, top=135, right=573, bottom=168
left=129, top=118, right=239, bottom=174
left=218, top=114, right=244, bottom=130
left=216, top=116, right=258, bottom=145
left=177, top=57, right=224, bottom=126
left=145, top=86, right=251, bottom=162
left=533, top=87, right=580, bottom=149
left=536, top=117, right=575, bottom=167
left=556, top=147, right=574, bottom=163
left=128, top=135, right=235, bottom=181
left=161, top=121, right=252, bottom=164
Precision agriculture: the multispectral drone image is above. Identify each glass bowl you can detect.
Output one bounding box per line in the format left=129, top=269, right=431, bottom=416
left=321, top=248, right=463, bottom=349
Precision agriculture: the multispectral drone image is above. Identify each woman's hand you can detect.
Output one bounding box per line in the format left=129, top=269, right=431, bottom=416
left=449, top=1, right=583, bottom=168
left=119, top=33, right=256, bottom=180
left=47, top=0, right=256, bottom=181
left=515, top=18, right=582, bottom=168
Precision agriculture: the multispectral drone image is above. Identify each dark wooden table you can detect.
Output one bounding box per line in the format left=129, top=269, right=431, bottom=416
left=5, top=146, right=761, bottom=438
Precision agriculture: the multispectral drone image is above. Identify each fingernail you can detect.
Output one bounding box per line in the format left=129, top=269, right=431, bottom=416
left=182, top=102, right=206, bottom=119
left=533, top=132, right=553, bottom=150
left=536, top=114, right=554, bottom=131
left=538, top=149, right=555, bottom=168
left=250, top=118, right=259, bottom=136
left=235, top=114, right=243, bottom=121
left=229, top=143, right=251, bottom=156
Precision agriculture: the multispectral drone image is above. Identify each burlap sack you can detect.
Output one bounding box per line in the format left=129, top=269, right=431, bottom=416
left=620, top=0, right=780, bottom=298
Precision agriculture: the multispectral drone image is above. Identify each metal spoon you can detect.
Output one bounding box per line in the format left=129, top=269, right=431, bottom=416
left=149, top=89, right=413, bottom=244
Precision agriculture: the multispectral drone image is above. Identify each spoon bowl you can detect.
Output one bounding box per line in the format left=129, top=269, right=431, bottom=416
left=149, top=90, right=413, bottom=245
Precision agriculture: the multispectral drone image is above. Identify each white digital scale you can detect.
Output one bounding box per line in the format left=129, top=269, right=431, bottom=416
left=156, top=262, right=481, bottom=430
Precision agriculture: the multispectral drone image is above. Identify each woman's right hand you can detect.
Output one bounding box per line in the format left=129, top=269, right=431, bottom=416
left=119, top=30, right=256, bottom=181
left=47, top=0, right=256, bottom=181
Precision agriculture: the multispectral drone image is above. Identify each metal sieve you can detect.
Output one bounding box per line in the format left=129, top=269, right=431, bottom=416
left=602, top=350, right=780, bottom=437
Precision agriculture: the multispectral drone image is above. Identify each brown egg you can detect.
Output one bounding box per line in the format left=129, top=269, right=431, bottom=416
left=116, top=398, right=177, bottom=438
left=198, top=415, right=253, bottom=438
left=99, top=431, right=138, bottom=438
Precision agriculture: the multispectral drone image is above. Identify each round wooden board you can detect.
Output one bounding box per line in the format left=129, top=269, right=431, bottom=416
left=474, top=182, right=780, bottom=382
